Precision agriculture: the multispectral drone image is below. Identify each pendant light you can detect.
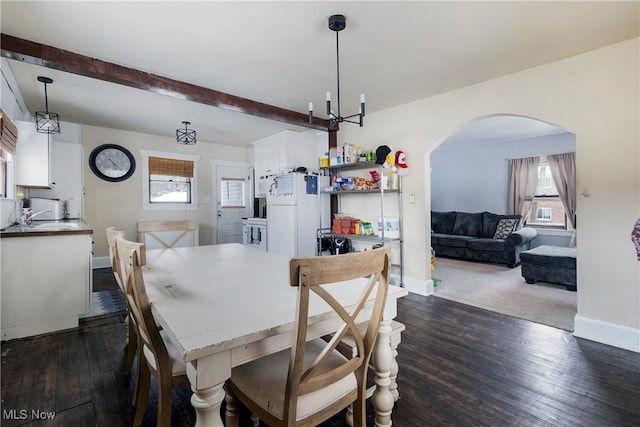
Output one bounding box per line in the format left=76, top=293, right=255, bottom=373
left=35, top=76, right=61, bottom=134
left=308, top=14, right=365, bottom=129
left=176, top=121, right=196, bottom=145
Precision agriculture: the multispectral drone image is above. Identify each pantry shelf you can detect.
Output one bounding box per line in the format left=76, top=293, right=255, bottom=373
left=319, top=162, right=403, bottom=287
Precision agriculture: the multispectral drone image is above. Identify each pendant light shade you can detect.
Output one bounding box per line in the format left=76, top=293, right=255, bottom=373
left=176, top=121, right=196, bottom=145
left=35, top=76, right=61, bottom=134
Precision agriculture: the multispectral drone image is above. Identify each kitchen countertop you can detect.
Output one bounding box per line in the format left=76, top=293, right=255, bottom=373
left=0, top=219, right=93, bottom=238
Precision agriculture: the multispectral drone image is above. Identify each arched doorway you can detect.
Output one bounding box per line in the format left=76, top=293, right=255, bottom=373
left=429, top=114, right=577, bottom=331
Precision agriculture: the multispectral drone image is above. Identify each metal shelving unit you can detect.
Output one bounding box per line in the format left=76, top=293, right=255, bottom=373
left=320, top=161, right=404, bottom=286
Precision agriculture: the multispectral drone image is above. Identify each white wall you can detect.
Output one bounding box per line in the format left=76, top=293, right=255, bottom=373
left=82, top=125, right=248, bottom=259
left=338, top=38, right=639, bottom=352
left=431, top=132, right=576, bottom=213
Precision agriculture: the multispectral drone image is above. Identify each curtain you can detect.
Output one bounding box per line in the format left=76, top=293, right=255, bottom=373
left=548, top=152, right=577, bottom=246
left=508, top=157, right=539, bottom=219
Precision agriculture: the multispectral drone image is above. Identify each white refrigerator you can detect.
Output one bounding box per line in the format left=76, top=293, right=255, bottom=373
left=267, top=173, right=329, bottom=258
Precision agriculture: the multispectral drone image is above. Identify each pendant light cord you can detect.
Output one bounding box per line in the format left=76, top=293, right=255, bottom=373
left=335, top=30, right=341, bottom=119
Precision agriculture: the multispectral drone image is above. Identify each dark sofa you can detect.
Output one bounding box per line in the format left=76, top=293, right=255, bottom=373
left=431, top=211, right=538, bottom=268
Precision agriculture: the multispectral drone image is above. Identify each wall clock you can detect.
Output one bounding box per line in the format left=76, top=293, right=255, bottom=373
left=89, top=144, right=136, bottom=182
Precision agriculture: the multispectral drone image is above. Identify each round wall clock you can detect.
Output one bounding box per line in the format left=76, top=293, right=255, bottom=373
left=89, top=144, right=136, bottom=182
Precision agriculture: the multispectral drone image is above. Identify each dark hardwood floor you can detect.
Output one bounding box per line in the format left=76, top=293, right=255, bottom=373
left=1, top=269, right=639, bottom=426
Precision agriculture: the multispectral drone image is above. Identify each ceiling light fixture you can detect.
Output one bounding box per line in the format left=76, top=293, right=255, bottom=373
left=309, top=14, right=365, bottom=129
left=35, top=76, right=61, bottom=134
left=176, top=121, right=196, bottom=145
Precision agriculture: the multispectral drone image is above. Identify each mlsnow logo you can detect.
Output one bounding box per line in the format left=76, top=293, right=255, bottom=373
left=3, top=409, right=56, bottom=420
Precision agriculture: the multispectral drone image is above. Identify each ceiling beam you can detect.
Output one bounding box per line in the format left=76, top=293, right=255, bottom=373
left=0, top=33, right=331, bottom=131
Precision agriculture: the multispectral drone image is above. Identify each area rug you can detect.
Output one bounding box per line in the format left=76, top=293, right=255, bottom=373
left=80, top=289, right=127, bottom=319
left=432, top=257, right=577, bottom=331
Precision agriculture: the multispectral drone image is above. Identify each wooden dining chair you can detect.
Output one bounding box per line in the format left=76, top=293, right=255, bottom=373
left=106, top=226, right=138, bottom=380
left=116, top=237, right=190, bottom=427
left=225, top=246, right=391, bottom=427
left=137, top=221, right=197, bottom=250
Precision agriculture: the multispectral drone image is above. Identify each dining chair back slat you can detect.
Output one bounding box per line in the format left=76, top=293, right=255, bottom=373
left=137, top=221, right=197, bottom=250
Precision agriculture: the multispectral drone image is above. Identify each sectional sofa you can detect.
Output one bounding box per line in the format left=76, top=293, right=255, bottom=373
left=431, top=211, right=538, bottom=268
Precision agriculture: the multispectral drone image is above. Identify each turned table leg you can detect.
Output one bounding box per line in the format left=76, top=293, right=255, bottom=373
left=372, top=319, right=394, bottom=427
left=191, top=383, right=226, bottom=427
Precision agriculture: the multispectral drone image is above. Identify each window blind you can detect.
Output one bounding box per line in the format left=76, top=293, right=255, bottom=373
left=149, top=156, right=194, bottom=178
left=0, top=109, right=17, bottom=155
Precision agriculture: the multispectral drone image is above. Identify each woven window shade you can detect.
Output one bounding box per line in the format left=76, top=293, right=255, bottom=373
left=0, top=109, right=18, bottom=155
left=149, top=156, right=194, bottom=178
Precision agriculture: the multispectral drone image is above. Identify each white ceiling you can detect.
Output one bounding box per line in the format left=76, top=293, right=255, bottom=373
left=2, top=1, right=638, bottom=147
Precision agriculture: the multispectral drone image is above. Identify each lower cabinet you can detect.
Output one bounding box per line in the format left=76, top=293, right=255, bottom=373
left=1, top=234, right=92, bottom=340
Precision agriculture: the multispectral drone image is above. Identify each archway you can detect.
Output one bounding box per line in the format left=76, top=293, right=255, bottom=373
left=428, top=114, right=577, bottom=331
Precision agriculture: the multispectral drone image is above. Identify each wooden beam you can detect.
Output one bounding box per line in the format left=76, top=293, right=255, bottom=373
left=0, top=33, right=331, bottom=131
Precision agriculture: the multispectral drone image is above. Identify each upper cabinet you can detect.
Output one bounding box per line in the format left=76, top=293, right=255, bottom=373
left=253, top=129, right=327, bottom=177
left=25, top=122, right=84, bottom=219
left=252, top=130, right=327, bottom=196
left=15, top=120, right=54, bottom=188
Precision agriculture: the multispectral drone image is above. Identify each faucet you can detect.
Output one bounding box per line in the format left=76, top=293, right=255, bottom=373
left=20, top=209, right=53, bottom=228
left=29, top=210, right=53, bottom=221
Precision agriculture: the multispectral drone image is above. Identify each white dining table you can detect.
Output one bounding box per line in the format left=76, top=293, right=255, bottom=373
left=142, top=243, right=408, bottom=427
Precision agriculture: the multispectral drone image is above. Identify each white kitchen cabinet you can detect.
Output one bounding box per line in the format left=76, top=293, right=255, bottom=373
left=27, top=122, right=84, bottom=218
left=1, top=233, right=92, bottom=340
left=15, top=120, right=54, bottom=188
left=253, top=129, right=327, bottom=196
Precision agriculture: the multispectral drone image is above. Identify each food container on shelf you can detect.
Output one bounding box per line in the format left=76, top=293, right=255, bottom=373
left=377, top=217, right=400, bottom=239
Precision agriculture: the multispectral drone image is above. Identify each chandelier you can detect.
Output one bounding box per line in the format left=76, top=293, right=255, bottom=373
left=176, top=121, right=196, bottom=145
left=309, top=14, right=365, bottom=129
left=35, top=76, right=61, bottom=134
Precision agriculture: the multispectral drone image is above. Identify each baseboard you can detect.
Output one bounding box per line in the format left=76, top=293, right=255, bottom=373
left=401, top=276, right=433, bottom=296
left=574, top=315, right=640, bottom=353
left=2, top=316, right=79, bottom=341
left=92, top=256, right=110, bottom=269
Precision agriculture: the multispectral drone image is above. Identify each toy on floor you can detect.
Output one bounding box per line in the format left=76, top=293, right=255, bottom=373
left=431, top=247, right=441, bottom=287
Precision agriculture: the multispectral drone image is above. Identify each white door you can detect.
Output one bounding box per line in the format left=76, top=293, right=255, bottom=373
left=213, top=161, right=252, bottom=244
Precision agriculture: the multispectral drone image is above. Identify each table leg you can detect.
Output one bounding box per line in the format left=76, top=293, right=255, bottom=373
left=225, top=390, right=239, bottom=427
left=372, top=319, right=394, bottom=427
left=389, top=340, right=400, bottom=402
left=190, top=383, right=226, bottom=427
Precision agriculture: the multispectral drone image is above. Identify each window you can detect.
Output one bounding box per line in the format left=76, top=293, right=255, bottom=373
left=140, top=150, right=200, bottom=211
left=149, top=157, right=193, bottom=203
left=220, top=178, right=245, bottom=208
left=526, top=157, right=567, bottom=228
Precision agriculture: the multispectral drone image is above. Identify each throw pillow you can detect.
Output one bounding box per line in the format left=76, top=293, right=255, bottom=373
left=493, top=218, right=519, bottom=240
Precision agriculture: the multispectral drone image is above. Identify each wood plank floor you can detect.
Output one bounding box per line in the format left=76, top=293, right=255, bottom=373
left=1, top=269, right=639, bottom=426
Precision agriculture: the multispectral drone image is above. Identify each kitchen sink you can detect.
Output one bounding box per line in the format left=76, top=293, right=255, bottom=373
left=30, top=222, right=81, bottom=230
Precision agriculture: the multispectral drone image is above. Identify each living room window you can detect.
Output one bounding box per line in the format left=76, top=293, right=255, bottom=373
left=525, top=157, right=568, bottom=229
left=140, top=150, right=200, bottom=211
